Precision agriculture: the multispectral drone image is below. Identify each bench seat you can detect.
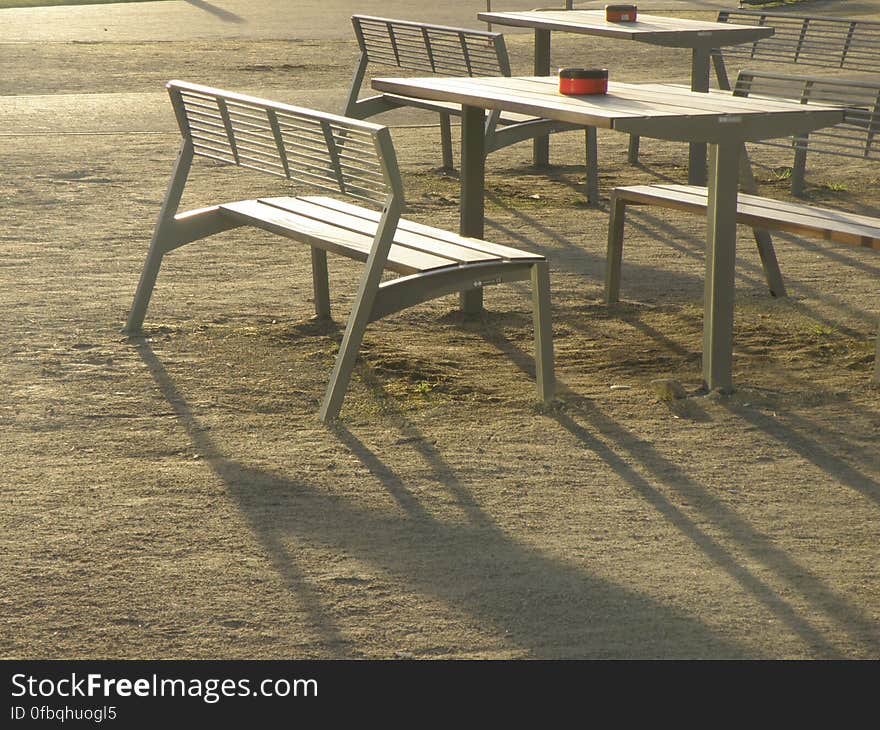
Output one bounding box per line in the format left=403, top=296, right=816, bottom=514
left=609, top=184, right=880, bottom=252
left=219, top=195, right=543, bottom=276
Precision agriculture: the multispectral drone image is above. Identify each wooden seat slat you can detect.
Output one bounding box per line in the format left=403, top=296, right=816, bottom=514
left=278, top=196, right=543, bottom=261
left=612, top=184, right=880, bottom=249
left=251, top=196, right=512, bottom=266
left=217, top=199, right=458, bottom=274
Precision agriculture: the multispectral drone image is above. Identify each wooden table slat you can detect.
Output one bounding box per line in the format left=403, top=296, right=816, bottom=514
left=372, top=76, right=846, bottom=138
left=477, top=10, right=775, bottom=46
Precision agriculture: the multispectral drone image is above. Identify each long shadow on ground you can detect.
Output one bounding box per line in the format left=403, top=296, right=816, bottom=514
left=184, top=0, right=245, bottom=24
left=135, top=339, right=752, bottom=658
left=477, top=326, right=880, bottom=657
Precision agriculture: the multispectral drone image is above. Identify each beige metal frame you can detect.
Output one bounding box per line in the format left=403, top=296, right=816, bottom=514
left=125, top=81, right=555, bottom=422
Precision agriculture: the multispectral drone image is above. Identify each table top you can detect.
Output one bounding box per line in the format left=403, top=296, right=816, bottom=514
left=476, top=10, right=775, bottom=47
left=372, top=75, right=844, bottom=144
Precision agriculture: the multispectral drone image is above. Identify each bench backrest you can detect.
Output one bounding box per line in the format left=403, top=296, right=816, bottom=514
left=716, top=10, right=880, bottom=72
left=733, top=70, right=880, bottom=161
left=167, top=80, right=403, bottom=209
left=712, top=11, right=880, bottom=91
left=351, top=15, right=510, bottom=77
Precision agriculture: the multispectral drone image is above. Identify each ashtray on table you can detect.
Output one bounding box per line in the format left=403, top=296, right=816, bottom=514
left=558, top=68, right=608, bottom=95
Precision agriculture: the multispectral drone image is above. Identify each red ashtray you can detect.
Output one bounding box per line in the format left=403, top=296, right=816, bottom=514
left=559, top=68, right=608, bottom=95
left=606, top=4, right=637, bottom=22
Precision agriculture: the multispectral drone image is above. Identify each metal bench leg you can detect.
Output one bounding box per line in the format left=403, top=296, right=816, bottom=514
left=459, top=104, right=485, bottom=315
left=321, top=308, right=369, bottom=422
left=739, top=142, right=786, bottom=297
left=791, top=140, right=808, bottom=197
left=627, top=134, right=640, bottom=164
left=320, top=208, right=399, bottom=423
left=459, top=288, right=483, bottom=314
left=712, top=51, right=732, bottom=91
left=125, top=142, right=193, bottom=334
left=875, top=327, right=880, bottom=383
left=531, top=261, right=555, bottom=401
left=585, top=126, right=599, bottom=204
left=311, top=248, right=331, bottom=319
left=126, top=229, right=170, bottom=334
left=752, top=229, right=787, bottom=298
left=344, top=53, right=369, bottom=117
left=605, top=193, right=628, bottom=304
left=439, top=111, right=454, bottom=171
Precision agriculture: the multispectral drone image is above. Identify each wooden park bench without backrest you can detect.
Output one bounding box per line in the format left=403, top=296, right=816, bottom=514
left=603, top=182, right=880, bottom=380
left=345, top=15, right=600, bottom=202
left=125, top=81, right=555, bottom=422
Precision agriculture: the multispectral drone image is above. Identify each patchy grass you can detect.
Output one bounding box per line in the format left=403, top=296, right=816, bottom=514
left=769, top=167, right=793, bottom=182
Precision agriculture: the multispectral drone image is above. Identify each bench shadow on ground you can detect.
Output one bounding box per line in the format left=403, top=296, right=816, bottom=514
left=135, top=338, right=753, bottom=658
left=475, top=330, right=880, bottom=657
left=184, top=0, right=245, bottom=24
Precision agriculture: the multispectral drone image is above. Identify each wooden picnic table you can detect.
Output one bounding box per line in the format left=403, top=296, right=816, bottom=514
left=370, top=74, right=844, bottom=393
left=476, top=9, right=775, bottom=184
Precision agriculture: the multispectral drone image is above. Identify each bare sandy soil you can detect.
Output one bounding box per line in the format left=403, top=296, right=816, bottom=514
left=1, top=3, right=879, bottom=659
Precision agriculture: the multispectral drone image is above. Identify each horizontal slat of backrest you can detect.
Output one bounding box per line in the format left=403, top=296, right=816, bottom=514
left=734, top=71, right=880, bottom=159
left=352, top=15, right=506, bottom=77
left=717, top=11, right=880, bottom=72
left=168, top=80, right=396, bottom=207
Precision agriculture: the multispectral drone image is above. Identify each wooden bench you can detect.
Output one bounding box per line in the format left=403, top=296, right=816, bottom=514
left=731, top=70, right=880, bottom=196
left=345, top=15, right=599, bottom=201
left=712, top=10, right=880, bottom=91
left=125, top=81, right=555, bottom=422
left=604, top=183, right=880, bottom=380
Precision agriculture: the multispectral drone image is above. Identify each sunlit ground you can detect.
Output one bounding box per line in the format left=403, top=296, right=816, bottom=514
left=0, top=0, right=812, bottom=12
left=0, top=0, right=169, bottom=8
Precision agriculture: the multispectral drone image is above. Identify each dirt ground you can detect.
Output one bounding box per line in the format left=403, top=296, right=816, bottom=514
left=1, top=2, right=879, bottom=659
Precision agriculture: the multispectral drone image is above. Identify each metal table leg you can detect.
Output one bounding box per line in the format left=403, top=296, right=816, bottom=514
left=688, top=45, right=711, bottom=186
left=702, top=141, right=740, bottom=391
left=533, top=28, right=551, bottom=167
left=459, top=104, right=486, bottom=313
